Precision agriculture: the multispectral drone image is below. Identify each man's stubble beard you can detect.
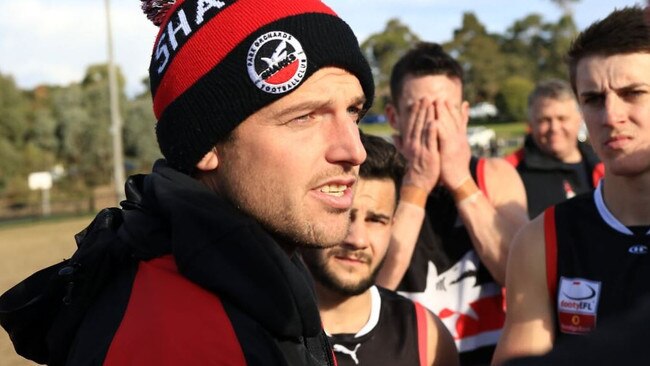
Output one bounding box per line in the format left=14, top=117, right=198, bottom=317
left=215, top=161, right=352, bottom=250
left=302, top=248, right=385, bottom=297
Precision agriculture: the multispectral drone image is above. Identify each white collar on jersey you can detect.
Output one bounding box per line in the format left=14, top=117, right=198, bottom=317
left=323, top=285, right=382, bottom=338
left=594, top=180, right=650, bottom=236
left=354, top=285, right=381, bottom=338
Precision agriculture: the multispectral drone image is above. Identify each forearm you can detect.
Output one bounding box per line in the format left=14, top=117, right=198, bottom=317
left=376, top=199, right=426, bottom=290
left=453, top=180, right=524, bottom=285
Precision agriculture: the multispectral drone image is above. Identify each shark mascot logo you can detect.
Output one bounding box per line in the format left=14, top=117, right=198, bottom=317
left=247, top=31, right=308, bottom=94
left=400, top=251, right=505, bottom=353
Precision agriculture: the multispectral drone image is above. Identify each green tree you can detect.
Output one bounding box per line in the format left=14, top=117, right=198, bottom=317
left=52, top=64, right=128, bottom=189
left=0, top=72, right=29, bottom=148
left=495, top=76, right=535, bottom=121
left=444, top=12, right=508, bottom=104
left=0, top=72, right=30, bottom=193
left=124, top=78, right=161, bottom=173
left=500, top=13, right=576, bottom=82
left=549, top=0, right=580, bottom=16
left=360, top=18, right=420, bottom=113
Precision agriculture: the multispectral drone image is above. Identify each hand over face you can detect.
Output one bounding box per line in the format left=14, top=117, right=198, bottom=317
left=435, top=99, right=471, bottom=189
left=393, top=98, right=440, bottom=192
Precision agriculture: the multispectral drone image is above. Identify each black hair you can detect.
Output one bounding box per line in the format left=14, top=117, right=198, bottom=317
left=389, top=42, right=464, bottom=107
left=568, top=6, right=650, bottom=93
left=359, top=132, right=406, bottom=201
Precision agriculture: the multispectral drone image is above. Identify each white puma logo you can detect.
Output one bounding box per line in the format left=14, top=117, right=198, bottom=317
left=333, top=343, right=361, bottom=365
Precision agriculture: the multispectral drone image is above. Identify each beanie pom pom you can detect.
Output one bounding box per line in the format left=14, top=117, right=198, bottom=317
left=140, top=0, right=176, bottom=26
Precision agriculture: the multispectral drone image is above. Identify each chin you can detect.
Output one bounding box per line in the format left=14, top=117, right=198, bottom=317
left=606, top=156, right=650, bottom=177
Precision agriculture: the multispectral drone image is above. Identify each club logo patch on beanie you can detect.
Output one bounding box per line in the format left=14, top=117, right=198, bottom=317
left=247, top=31, right=307, bottom=94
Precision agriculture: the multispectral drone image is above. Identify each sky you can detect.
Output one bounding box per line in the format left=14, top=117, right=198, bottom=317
left=0, top=0, right=644, bottom=97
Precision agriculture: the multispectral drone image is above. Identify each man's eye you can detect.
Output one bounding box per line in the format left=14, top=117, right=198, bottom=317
left=622, top=90, right=646, bottom=100
left=367, top=217, right=388, bottom=225
left=348, top=106, right=366, bottom=123
left=292, top=114, right=312, bottom=123
left=582, top=95, right=604, bottom=106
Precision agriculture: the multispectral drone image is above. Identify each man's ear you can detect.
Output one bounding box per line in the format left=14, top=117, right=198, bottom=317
left=386, top=103, right=399, bottom=130
left=195, top=148, right=220, bottom=171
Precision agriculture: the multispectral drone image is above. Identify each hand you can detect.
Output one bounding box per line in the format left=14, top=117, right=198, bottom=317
left=435, top=99, right=471, bottom=189
left=393, top=98, right=440, bottom=193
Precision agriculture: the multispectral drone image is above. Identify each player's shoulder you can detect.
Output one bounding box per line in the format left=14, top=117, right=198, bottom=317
left=479, top=156, right=527, bottom=202
left=509, top=213, right=546, bottom=269
left=481, top=156, right=520, bottom=177
left=376, top=285, right=414, bottom=304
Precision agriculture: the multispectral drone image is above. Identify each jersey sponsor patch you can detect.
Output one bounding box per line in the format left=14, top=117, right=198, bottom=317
left=557, top=277, right=601, bottom=335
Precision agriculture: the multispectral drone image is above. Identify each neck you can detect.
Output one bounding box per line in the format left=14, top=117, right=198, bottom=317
left=558, top=147, right=582, bottom=163
left=315, top=283, right=373, bottom=335
left=603, top=173, right=650, bottom=226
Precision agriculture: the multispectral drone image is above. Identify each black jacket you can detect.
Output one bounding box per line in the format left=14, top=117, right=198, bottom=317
left=0, top=161, right=334, bottom=366
left=506, top=135, right=604, bottom=218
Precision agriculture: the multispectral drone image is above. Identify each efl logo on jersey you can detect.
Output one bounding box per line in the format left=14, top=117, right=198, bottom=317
left=247, top=31, right=307, bottom=94
left=557, top=277, right=601, bottom=335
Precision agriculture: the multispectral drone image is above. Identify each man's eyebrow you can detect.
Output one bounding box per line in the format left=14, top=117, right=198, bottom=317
left=350, top=95, right=367, bottom=108
left=580, top=83, right=650, bottom=99
left=277, top=100, right=330, bottom=117
left=615, top=82, right=650, bottom=93
left=367, top=211, right=391, bottom=221
left=579, top=90, right=603, bottom=99
left=277, top=95, right=367, bottom=117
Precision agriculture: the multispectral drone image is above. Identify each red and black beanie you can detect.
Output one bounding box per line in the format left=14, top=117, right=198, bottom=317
left=141, top=0, right=375, bottom=173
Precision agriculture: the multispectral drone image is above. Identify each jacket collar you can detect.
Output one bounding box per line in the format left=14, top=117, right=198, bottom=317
left=521, top=134, right=599, bottom=171
left=119, top=160, right=323, bottom=338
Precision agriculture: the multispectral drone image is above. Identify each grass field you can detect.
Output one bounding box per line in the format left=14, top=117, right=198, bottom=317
left=0, top=216, right=92, bottom=366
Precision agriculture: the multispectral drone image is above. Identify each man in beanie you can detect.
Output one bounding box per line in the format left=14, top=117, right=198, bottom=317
left=0, top=0, right=373, bottom=365
left=493, top=6, right=650, bottom=364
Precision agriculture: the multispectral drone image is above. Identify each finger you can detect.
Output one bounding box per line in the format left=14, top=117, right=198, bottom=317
left=422, top=103, right=435, bottom=150
left=446, top=100, right=466, bottom=132
left=403, top=99, right=420, bottom=145
left=434, top=100, right=450, bottom=141
left=427, top=111, right=438, bottom=153
left=409, top=99, right=427, bottom=145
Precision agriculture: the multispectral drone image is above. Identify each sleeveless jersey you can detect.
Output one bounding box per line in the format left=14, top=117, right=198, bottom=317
left=398, top=157, right=504, bottom=365
left=545, top=181, right=650, bottom=343
left=328, top=286, right=428, bottom=366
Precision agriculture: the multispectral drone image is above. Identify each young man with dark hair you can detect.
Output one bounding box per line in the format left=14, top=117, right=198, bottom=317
left=302, top=133, right=459, bottom=366
left=506, top=79, right=604, bottom=218
left=494, top=6, right=650, bottom=364
left=0, top=1, right=375, bottom=365
left=379, top=42, right=529, bottom=365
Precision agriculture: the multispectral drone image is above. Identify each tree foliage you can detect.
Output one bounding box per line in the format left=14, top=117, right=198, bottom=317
left=495, top=76, right=535, bottom=121
left=0, top=65, right=160, bottom=203
left=361, top=18, right=420, bottom=113
left=444, top=12, right=506, bottom=103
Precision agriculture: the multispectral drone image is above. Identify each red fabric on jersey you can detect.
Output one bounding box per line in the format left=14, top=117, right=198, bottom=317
left=544, top=206, right=558, bottom=303
left=414, top=302, right=428, bottom=366
left=476, top=157, right=490, bottom=201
